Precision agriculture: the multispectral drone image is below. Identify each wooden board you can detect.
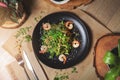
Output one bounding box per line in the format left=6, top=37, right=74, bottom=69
left=94, top=34, right=120, bottom=79
left=45, top=0, right=92, bottom=9
left=2, top=0, right=111, bottom=80
left=80, top=0, right=120, bottom=32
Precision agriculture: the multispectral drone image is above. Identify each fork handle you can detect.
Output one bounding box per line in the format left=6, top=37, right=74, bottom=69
left=23, top=66, right=31, bottom=80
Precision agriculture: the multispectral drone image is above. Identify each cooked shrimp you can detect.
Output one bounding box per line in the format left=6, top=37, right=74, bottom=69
left=42, top=23, right=51, bottom=30
left=58, top=54, right=67, bottom=64
left=65, top=21, right=73, bottom=30
left=72, top=40, right=80, bottom=48
left=39, top=45, right=47, bottom=54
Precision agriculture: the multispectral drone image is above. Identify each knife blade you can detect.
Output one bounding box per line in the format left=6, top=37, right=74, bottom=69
left=22, top=50, right=39, bottom=80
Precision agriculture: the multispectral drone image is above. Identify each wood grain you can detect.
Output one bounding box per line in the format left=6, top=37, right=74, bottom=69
left=45, top=0, right=92, bottom=9
left=81, top=0, right=120, bottom=32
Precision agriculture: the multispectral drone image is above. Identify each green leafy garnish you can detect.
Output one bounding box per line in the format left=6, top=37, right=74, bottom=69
left=103, top=39, right=120, bottom=80
left=41, top=21, right=72, bottom=58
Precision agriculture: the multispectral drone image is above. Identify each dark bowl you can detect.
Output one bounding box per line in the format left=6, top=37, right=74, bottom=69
left=32, top=11, right=90, bottom=69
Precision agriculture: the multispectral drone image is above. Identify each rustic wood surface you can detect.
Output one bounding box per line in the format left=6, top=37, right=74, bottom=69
left=45, top=0, right=92, bottom=9
left=0, top=0, right=120, bottom=80
left=78, top=0, right=120, bottom=32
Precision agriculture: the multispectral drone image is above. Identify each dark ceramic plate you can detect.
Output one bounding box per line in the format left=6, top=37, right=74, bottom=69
left=32, top=11, right=90, bottom=69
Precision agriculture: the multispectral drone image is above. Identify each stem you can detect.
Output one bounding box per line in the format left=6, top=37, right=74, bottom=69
left=118, top=39, right=120, bottom=58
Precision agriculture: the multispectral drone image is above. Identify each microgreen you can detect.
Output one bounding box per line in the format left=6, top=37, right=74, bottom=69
left=54, top=66, right=78, bottom=80
left=54, top=73, right=69, bottom=80
left=41, top=21, right=72, bottom=58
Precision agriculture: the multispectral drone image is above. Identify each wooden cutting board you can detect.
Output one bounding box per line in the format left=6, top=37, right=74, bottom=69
left=45, top=0, right=92, bottom=9
left=95, top=34, right=120, bottom=79
left=2, top=0, right=111, bottom=80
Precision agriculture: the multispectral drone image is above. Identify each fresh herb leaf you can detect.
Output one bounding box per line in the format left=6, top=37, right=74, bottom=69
left=103, top=39, right=120, bottom=80
left=103, top=51, right=117, bottom=65
left=24, top=35, right=31, bottom=42
left=54, top=73, right=69, bottom=80
left=15, top=26, right=32, bottom=38
left=104, top=67, right=120, bottom=80
left=71, top=67, right=78, bottom=73
left=34, top=16, right=42, bottom=22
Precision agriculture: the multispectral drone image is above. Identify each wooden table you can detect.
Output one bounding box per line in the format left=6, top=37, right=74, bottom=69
left=79, top=0, right=120, bottom=32
left=0, top=0, right=120, bottom=80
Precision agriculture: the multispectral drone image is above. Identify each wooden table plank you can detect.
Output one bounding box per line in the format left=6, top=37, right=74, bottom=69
left=82, top=0, right=120, bottom=32
left=107, top=7, right=120, bottom=32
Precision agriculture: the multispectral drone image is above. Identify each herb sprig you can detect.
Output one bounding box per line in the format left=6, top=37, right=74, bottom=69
left=54, top=66, right=78, bottom=80
left=15, top=26, right=32, bottom=42
left=15, top=26, right=32, bottom=54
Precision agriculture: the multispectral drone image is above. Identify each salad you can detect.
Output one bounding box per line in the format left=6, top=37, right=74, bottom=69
left=39, top=21, right=80, bottom=64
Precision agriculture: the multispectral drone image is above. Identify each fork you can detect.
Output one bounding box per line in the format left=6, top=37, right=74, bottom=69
left=17, top=57, right=30, bottom=80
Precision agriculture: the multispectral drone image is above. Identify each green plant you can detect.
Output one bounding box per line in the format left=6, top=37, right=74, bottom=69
left=103, top=39, right=120, bottom=80
left=0, top=0, right=24, bottom=23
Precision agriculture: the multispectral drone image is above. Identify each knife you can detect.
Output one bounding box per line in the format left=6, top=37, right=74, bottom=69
left=22, top=50, right=39, bottom=80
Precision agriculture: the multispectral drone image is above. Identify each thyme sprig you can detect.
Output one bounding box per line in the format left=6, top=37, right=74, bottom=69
left=15, top=26, right=32, bottom=42
left=15, top=26, right=32, bottom=54
left=54, top=66, right=78, bottom=80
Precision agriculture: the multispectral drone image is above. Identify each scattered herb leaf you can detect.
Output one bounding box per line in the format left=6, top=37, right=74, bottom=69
left=24, top=34, right=32, bottom=42
left=34, top=16, right=42, bottom=22
left=54, top=73, right=69, bottom=80
left=15, top=26, right=32, bottom=39
left=71, top=67, right=78, bottom=73
left=54, top=66, right=78, bottom=80
left=15, top=26, right=32, bottom=54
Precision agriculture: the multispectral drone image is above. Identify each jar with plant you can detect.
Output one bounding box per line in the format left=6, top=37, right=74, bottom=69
left=0, top=0, right=27, bottom=29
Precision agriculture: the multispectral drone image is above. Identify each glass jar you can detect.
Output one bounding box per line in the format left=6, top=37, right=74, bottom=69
left=0, top=0, right=27, bottom=29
